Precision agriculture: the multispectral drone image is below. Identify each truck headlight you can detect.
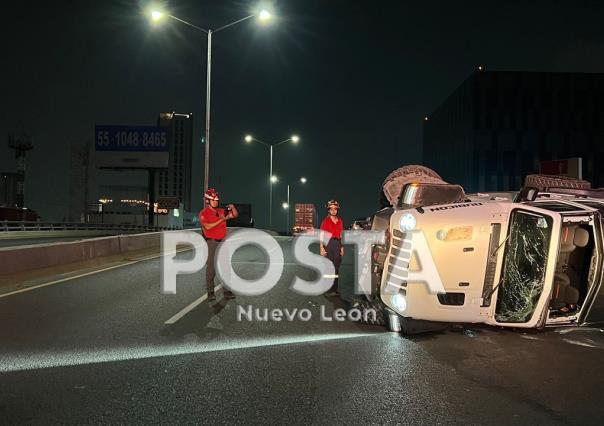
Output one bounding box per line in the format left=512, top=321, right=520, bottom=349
left=392, top=293, right=407, bottom=312
left=399, top=213, right=416, bottom=232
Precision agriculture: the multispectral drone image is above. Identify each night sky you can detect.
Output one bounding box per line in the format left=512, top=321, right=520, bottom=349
left=2, top=0, right=604, bottom=230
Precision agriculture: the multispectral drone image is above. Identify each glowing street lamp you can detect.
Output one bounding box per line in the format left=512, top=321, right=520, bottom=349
left=151, top=10, right=164, bottom=22
left=147, top=7, right=273, bottom=196
left=259, top=10, right=272, bottom=22
left=244, top=134, right=301, bottom=227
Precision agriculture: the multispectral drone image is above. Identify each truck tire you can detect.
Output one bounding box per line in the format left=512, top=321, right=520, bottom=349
left=382, top=165, right=448, bottom=207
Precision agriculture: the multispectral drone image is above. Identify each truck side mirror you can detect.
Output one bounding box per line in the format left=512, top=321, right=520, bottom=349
left=515, top=186, right=539, bottom=202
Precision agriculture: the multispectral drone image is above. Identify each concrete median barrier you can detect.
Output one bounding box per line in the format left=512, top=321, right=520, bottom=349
left=0, top=227, right=275, bottom=276
left=0, top=232, right=161, bottom=276
left=118, top=232, right=160, bottom=253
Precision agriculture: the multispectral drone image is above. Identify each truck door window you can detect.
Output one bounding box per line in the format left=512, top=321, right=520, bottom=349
left=495, top=210, right=553, bottom=323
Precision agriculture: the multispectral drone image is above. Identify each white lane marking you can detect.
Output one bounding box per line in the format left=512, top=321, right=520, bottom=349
left=0, top=242, right=305, bottom=318
left=231, top=261, right=300, bottom=265
left=164, top=284, right=223, bottom=325
left=562, top=338, right=600, bottom=349
left=557, top=327, right=604, bottom=334
left=0, top=332, right=383, bottom=373
left=164, top=260, right=313, bottom=324
left=0, top=261, right=138, bottom=299
left=520, top=334, right=542, bottom=341
left=0, top=250, right=300, bottom=301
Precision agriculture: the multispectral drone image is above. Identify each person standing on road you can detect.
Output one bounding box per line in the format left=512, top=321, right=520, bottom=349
left=199, top=188, right=238, bottom=301
left=320, top=200, right=344, bottom=296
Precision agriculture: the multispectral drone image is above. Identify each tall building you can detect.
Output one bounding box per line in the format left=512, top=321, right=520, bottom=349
left=0, top=172, right=19, bottom=207
left=157, top=112, right=193, bottom=210
left=7, top=134, right=33, bottom=207
left=423, top=71, right=604, bottom=192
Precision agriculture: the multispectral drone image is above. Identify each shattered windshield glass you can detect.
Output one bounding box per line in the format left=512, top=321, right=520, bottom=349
left=495, top=210, right=553, bottom=323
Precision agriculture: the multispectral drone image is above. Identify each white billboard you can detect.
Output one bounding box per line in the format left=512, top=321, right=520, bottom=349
left=95, top=125, right=169, bottom=169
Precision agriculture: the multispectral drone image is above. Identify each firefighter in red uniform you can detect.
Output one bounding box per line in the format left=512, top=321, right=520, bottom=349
left=199, top=188, right=238, bottom=301
left=320, top=200, right=344, bottom=296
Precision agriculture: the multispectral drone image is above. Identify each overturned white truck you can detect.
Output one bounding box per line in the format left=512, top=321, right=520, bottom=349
left=365, top=165, right=604, bottom=333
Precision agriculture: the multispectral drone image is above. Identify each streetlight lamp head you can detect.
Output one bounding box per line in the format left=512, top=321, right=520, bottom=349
left=300, top=177, right=307, bottom=184
left=258, top=9, right=272, bottom=22
left=270, top=175, right=278, bottom=183
left=151, top=10, right=164, bottom=22
left=291, top=135, right=300, bottom=143
left=282, top=202, right=289, bottom=209
left=244, top=135, right=253, bottom=143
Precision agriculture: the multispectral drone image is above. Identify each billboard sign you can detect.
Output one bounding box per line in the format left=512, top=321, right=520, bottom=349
left=95, top=125, right=169, bottom=168
left=540, top=157, right=583, bottom=179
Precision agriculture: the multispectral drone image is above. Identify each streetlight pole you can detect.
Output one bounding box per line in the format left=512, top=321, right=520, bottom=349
left=245, top=135, right=300, bottom=228
left=284, top=177, right=306, bottom=234
left=149, top=9, right=272, bottom=195
left=286, top=183, right=290, bottom=232
left=204, top=30, right=212, bottom=195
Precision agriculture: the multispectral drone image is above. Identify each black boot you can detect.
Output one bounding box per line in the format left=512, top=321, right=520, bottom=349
left=325, top=281, right=339, bottom=297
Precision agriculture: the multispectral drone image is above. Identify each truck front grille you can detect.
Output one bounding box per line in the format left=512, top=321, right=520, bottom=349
left=383, top=230, right=411, bottom=294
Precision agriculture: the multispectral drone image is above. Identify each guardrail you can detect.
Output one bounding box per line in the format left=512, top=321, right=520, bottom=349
left=0, top=221, right=180, bottom=233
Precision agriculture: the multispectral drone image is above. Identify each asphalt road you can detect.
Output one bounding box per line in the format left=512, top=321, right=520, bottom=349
left=0, top=236, right=603, bottom=424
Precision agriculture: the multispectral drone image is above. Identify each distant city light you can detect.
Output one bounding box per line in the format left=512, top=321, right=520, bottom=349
left=424, top=116, right=429, bottom=121
left=120, top=199, right=150, bottom=206
left=478, top=65, right=483, bottom=71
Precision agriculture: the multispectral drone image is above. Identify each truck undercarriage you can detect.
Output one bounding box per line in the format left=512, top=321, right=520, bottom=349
left=355, top=165, right=604, bottom=333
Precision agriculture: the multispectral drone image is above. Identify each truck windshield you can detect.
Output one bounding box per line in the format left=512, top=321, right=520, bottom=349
left=495, top=210, right=553, bottom=323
